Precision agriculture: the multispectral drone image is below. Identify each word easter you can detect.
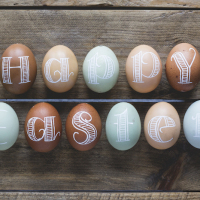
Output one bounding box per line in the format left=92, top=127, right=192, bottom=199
left=0, top=101, right=199, bottom=152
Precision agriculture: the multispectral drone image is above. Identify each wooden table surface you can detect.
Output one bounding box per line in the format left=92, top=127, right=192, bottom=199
left=1, top=1, right=200, bottom=199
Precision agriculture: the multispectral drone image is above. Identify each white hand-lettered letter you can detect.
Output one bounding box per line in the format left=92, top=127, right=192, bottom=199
left=2, top=56, right=30, bottom=84
left=88, top=53, right=115, bottom=84
left=132, top=51, right=160, bottom=83
left=44, top=58, right=74, bottom=83
left=72, top=111, right=97, bottom=145
left=0, top=110, right=8, bottom=145
left=148, top=116, right=176, bottom=143
left=171, top=48, right=196, bottom=84
left=27, top=116, right=60, bottom=142
left=192, top=113, right=200, bottom=137
left=114, top=109, right=133, bottom=142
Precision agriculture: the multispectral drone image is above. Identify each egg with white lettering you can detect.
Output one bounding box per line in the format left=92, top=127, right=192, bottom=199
left=144, top=102, right=181, bottom=150
left=0, top=44, right=37, bottom=94
left=183, top=100, right=200, bottom=148
left=0, top=102, right=19, bottom=151
left=65, top=103, right=102, bottom=151
left=42, top=45, right=78, bottom=93
left=126, top=45, right=162, bottom=93
left=24, top=102, right=62, bottom=152
left=83, top=46, right=119, bottom=93
left=106, top=102, right=141, bottom=151
left=166, top=43, right=200, bottom=92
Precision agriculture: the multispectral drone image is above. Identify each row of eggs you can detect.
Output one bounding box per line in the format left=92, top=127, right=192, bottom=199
left=0, top=43, right=200, bottom=94
left=0, top=100, right=200, bottom=152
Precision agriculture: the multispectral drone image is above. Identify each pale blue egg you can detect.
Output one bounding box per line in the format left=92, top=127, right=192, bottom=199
left=106, top=102, right=141, bottom=151
left=0, top=102, right=19, bottom=151
left=83, top=46, right=119, bottom=93
left=184, top=100, right=200, bottom=149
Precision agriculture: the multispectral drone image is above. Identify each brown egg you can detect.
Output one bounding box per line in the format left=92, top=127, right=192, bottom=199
left=42, top=45, right=78, bottom=93
left=126, top=45, right=162, bottom=93
left=166, top=43, right=200, bottom=92
left=24, top=102, right=62, bottom=152
left=0, top=44, right=37, bottom=94
left=144, top=102, right=181, bottom=150
left=66, top=103, right=102, bottom=151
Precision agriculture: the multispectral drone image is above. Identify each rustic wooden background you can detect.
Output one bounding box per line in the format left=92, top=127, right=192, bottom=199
left=1, top=1, right=200, bottom=199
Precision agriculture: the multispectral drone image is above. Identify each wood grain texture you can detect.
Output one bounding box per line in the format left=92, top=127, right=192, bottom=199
left=0, top=9, right=200, bottom=194
left=0, top=10, right=200, bottom=100
left=0, top=102, right=199, bottom=191
left=1, top=192, right=200, bottom=200
left=1, top=0, right=200, bottom=8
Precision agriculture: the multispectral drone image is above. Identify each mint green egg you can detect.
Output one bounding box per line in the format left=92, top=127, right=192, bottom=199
left=106, top=102, right=141, bottom=151
left=0, top=102, right=19, bottom=151
left=83, top=46, right=119, bottom=93
left=184, top=100, right=200, bottom=149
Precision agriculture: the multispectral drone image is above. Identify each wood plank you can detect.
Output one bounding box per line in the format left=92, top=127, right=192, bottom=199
left=1, top=0, right=200, bottom=8
left=0, top=10, right=200, bottom=100
left=0, top=101, right=199, bottom=191
left=1, top=192, right=200, bottom=200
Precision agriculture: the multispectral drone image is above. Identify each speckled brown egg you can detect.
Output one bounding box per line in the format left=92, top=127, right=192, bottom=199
left=126, top=45, right=162, bottom=93
left=24, top=102, right=62, bottom=152
left=166, top=43, right=200, bottom=92
left=66, top=103, right=102, bottom=151
left=144, top=102, right=181, bottom=150
left=42, top=45, right=78, bottom=93
left=0, top=44, right=37, bottom=94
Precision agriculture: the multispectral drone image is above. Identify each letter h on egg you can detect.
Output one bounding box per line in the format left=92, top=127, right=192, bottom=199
left=2, top=56, right=30, bottom=84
